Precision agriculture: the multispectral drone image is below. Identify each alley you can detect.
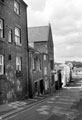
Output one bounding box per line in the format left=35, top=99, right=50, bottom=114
left=1, top=0, right=82, bottom=120
left=4, top=77, right=82, bottom=120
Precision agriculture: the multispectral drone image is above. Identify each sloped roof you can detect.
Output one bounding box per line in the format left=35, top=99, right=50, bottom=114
left=74, top=67, right=82, bottom=71
left=28, top=26, right=49, bottom=43
left=22, top=0, right=28, bottom=7
left=55, top=66, right=64, bottom=71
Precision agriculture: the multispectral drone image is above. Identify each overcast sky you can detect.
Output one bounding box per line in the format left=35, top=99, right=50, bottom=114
left=24, top=0, right=82, bottom=63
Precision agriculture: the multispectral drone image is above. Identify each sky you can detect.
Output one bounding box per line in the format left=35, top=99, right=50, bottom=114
left=24, top=0, right=82, bottom=63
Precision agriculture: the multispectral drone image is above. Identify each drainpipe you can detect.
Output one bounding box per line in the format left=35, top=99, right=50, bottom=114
left=26, top=6, right=30, bottom=98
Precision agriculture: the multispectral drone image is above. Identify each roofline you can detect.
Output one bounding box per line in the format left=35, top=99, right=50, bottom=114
left=22, top=0, right=28, bottom=7
left=28, top=23, right=52, bottom=28
left=34, top=41, right=48, bottom=43
left=28, top=41, right=48, bottom=43
left=28, top=25, right=50, bottom=42
left=28, top=25, right=49, bottom=28
left=28, top=46, right=42, bottom=54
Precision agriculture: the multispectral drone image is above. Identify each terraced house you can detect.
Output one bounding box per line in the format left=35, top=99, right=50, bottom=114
left=28, top=24, right=55, bottom=95
left=0, top=0, right=28, bottom=104
left=28, top=46, right=43, bottom=98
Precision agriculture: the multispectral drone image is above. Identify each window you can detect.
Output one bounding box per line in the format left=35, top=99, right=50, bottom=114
left=15, top=27, right=21, bottom=45
left=0, top=55, right=4, bottom=75
left=0, top=19, right=3, bottom=38
left=32, top=58, right=36, bottom=71
left=44, top=55, right=46, bottom=60
left=38, top=58, right=41, bottom=71
left=14, top=0, right=20, bottom=15
left=16, top=57, right=22, bottom=71
left=44, top=67, right=47, bottom=75
left=8, top=29, right=12, bottom=43
left=50, top=60, right=54, bottom=70
left=51, top=75, right=54, bottom=86
left=32, top=57, right=41, bottom=71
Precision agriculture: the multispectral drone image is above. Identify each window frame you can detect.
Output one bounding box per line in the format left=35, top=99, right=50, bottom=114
left=16, top=56, right=22, bottom=71
left=14, top=0, right=20, bottom=15
left=44, top=55, right=47, bottom=61
left=0, top=19, right=3, bottom=38
left=15, top=27, right=21, bottom=45
left=44, top=67, right=47, bottom=75
left=8, top=29, right=12, bottom=43
left=32, top=57, right=36, bottom=71
left=38, top=58, right=41, bottom=71
left=0, top=55, right=4, bottom=75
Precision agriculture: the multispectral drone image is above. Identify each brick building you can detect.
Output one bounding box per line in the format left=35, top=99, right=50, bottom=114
left=0, top=0, right=28, bottom=104
left=28, top=46, right=44, bottom=97
left=28, top=24, right=55, bottom=94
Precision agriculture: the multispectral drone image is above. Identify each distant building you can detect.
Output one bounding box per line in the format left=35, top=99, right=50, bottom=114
left=73, top=67, right=82, bottom=75
left=0, top=0, right=28, bottom=104
left=28, top=24, right=55, bottom=94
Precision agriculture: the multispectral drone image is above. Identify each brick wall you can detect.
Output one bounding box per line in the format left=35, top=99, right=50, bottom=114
left=28, top=49, right=43, bottom=97
left=33, top=28, right=55, bottom=93
left=0, top=0, right=28, bottom=104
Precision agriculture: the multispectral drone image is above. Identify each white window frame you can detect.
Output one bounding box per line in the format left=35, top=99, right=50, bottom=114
left=14, top=0, right=20, bottom=15
left=15, top=27, right=21, bottom=45
left=0, top=55, right=4, bottom=75
left=8, top=29, right=12, bottom=43
left=0, top=19, right=3, bottom=38
left=16, top=57, right=22, bottom=71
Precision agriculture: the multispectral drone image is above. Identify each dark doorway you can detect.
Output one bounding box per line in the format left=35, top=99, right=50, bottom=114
left=40, top=80, right=44, bottom=94
left=35, top=82, right=38, bottom=96
left=58, top=70, right=62, bottom=89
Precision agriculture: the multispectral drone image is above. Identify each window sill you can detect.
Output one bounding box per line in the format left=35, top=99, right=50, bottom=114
left=16, top=71, right=23, bottom=77
left=44, top=74, right=47, bottom=76
left=14, top=11, right=20, bottom=17
left=0, top=38, right=5, bottom=42
left=15, top=43, right=22, bottom=47
left=32, top=70, right=36, bottom=73
left=37, top=70, right=42, bottom=72
left=32, top=70, right=42, bottom=73
left=0, top=74, right=4, bottom=75
left=0, top=74, right=6, bottom=79
left=8, top=41, right=13, bottom=44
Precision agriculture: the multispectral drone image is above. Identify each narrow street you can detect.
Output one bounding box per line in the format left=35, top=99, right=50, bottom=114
left=4, top=76, right=82, bottom=120
left=1, top=0, right=82, bottom=120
